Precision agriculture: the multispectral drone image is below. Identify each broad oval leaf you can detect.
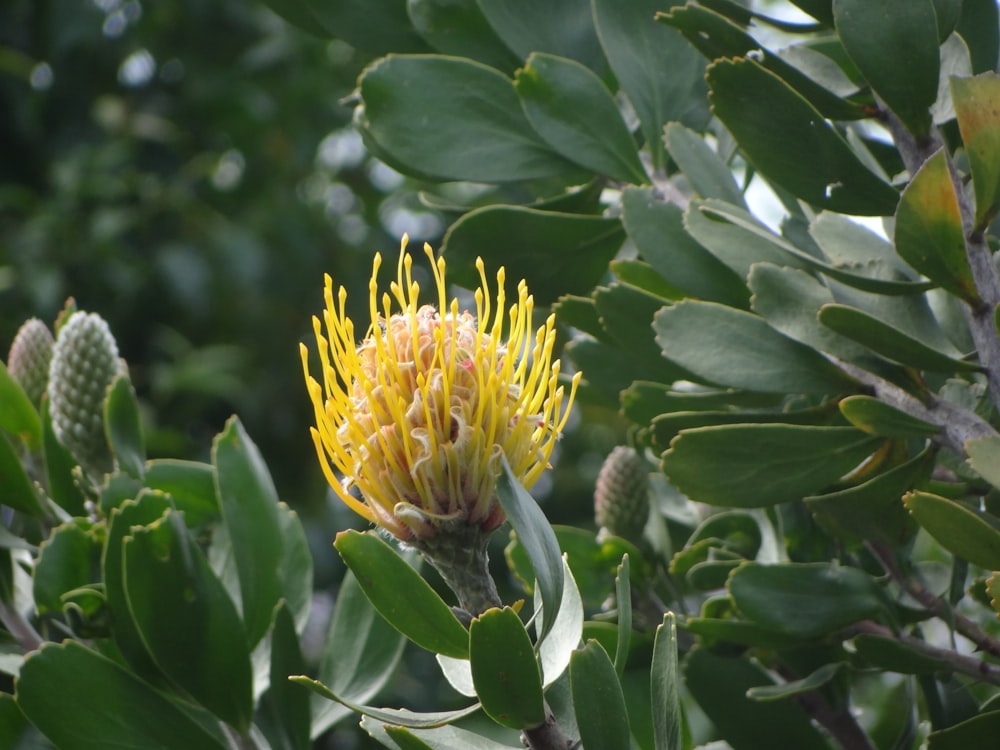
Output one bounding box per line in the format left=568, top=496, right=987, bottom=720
left=144, top=459, right=219, bottom=526
left=570, top=640, right=631, bottom=750
left=470, top=607, right=545, bottom=730
left=0, top=433, right=46, bottom=518
left=662, top=424, right=883, bottom=508
left=407, top=0, right=521, bottom=72
left=32, top=520, right=102, bottom=615
left=951, top=73, right=1000, bottom=230
left=705, top=58, right=898, bottom=215
left=654, top=300, right=857, bottom=395
left=356, top=54, right=580, bottom=182
left=894, top=149, right=978, bottom=304
left=728, top=562, right=888, bottom=638
left=838, top=395, right=940, bottom=437
left=834, top=0, right=940, bottom=137
left=966, top=435, right=1000, bottom=490
left=904, top=490, right=1000, bottom=570
left=593, top=0, right=709, bottom=168
left=123, top=510, right=254, bottom=731
left=441, top=205, right=624, bottom=305
left=15, top=641, right=226, bottom=750
left=0, top=361, right=41, bottom=451
left=334, top=530, right=469, bottom=659
left=515, top=52, right=646, bottom=184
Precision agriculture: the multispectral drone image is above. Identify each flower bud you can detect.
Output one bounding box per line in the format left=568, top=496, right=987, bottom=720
left=7, top=318, right=55, bottom=408
left=48, top=312, right=123, bottom=480
left=594, top=445, right=650, bottom=543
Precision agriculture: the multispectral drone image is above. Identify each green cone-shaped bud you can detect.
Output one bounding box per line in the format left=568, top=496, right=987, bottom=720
left=594, top=445, right=649, bottom=543
left=7, top=318, right=55, bottom=408
left=48, top=312, right=123, bottom=480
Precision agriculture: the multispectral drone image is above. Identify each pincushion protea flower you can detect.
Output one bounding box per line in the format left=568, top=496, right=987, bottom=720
left=301, top=236, right=579, bottom=546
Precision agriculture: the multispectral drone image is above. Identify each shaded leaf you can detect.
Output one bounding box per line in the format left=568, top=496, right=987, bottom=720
left=854, top=633, right=950, bottom=674
left=515, top=52, right=646, bottom=183
left=32, top=520, right=102, bottom=615
left=334, top=530, right=469, bottom=658
left=470, top=607, right=545, bottom=729
left=407, top=0, right=521, bottom=71
left=613, top=555, right=632, bottom=677
left=15, top=641, right=225, bottom=750
left=664, top=123, right=745, bottom=206
left=728, top=562, right=887, bottom=638
left=570, top=640, right=631, bottom=750
left=536, top=556, right=584, bottom=687
left=356, top=55, right=580, bottom=182
left=0, top=361, right=41, bottom=451
left=257, top=603, right=311, bottom=750
left=834, top=0, right=939, bottom=136
left=593, top=0, right=709, bottom=168
left=927, top=710, right=1000, bottom=750
left=104, top=375, right=145, bottom=480
left=705, top=58, right=898, bottom=215
left=662, top=424, right=882, bottom=508
left=441, top=206, right=624, bottom=305
left=0, top=433, right=46, bottom=518
left=746, top=662, right=844, bottom=701
left=42, top=397, right=86, bottom=517
left=956, top=0, right=1000, bottom=74
left=966, top=435, right=1000, bottom=490
left=143, top=459, right=219, bottom=527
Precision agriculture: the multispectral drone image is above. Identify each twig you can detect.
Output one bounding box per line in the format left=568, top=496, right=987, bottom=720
left=867, top=541, right=1000, bottom=661
left=844, top=620, right=1000, bottom=687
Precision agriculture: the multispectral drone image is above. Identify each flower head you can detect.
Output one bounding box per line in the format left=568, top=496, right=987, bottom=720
left=301, top=236, right=579, bottom=542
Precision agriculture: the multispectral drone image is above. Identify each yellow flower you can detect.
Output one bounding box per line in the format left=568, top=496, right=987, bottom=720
left=301, top=236, right=580, bottom=542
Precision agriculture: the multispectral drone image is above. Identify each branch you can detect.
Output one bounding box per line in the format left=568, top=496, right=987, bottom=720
left=772, top=664, right=878, bottom=750
left=828, top=356, right=998, bottom=454
left=844, top=620, right=1000, bottom=687
left=867, top=541, right=1000, bottom=661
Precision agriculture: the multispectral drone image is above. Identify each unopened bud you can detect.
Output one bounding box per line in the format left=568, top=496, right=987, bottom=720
left=48, top=312, right=123, bottom=480
left=8, top=318, right=55, bottom=408
left=594, top=446, right=650, bottom=542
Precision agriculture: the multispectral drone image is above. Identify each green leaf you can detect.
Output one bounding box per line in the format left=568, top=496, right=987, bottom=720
left=651, top=404, right=836, bottom=451
left=705, top=58, right=898, bottom=215
left=746, top=662, right=844, bottom=701
left=496, top=455, right=563, bottom=642
left=570, top=640, right=632, bottom=750
left=292, top=676, right=481, bottom=728
left=515, top=52, right=646, bottom=183
left=470, top=607, right=545, bottom=729
left=895, top=149, right=978, bottom=304
left=683, top=649, right=830, bottom=749
left=651, top=613, right=681, bottom=750
left=952, top=74, right=1000, bottom=230
left=269, top=0, right=429, bottom=52
left=312, top=567, right=408, bottom=737
left=32, top=520, right=102, bottom=615
left=853, top=633, right=950, bottom=674
left=0, top=693, right=50, bottom=749
left=41, top=397, right=86, bottom=516
left=660, top=4, right=864, bottom=120
left=476, top=0, right=606, bottom=72
left=103, top=492, right=172, bottom=681
left=0, top=361, right=41, bottom=451
left=967, top=436, right=1000, bottom=490
left=257, top=603, right=311, bottom=750
left=371, top=722, right=521, bottom=750
left=123, top=510, right=253, bottom=731
left=834, top=0, right=939, bottom=136
left=144, top=459, right=219, bottom=526
left=593, top=282, right=682, bottom=380
left=407, top=0, right=521, bottom=72
left=621, top=188, right=750, bottom=309
left=818, top=303, right=979, bottom=373
left=663, top=424, right=883, bottom=508
left=104, top=375, right=145, bottom=480
left=609, top=555, right=632, bottom=679
left=688, top=511, right=762, bottom=558
left=356, top=55, right=579, bottom=182
left=213, top=416, right=289, bottom=647
left=441, top=206, right=624, bottom=305
left=956, top=0, right=1000, bottom=74
left=804, top=447, right=931, bottom=545
left=838, top=395, right=940, bottom=437
left=927, top=710, right=1000, bottom=750
left=593, top=0, right=709, bottom=169
left=904, top=490, right=1000, bottom=569
left=728, top=563, right=887, bottom=638
left=334, top=530, right=469, bottom=658
left=0, top=432, right=46, bottom=517
left=15, top=641, right=226, bottom=750
left=654, top=300, right=857, bottom=394
left=664, top=123, right=745, bottom=206
left=535, top=556, right=584, bottom=687
left=683, top=616, right=805, bottom=650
